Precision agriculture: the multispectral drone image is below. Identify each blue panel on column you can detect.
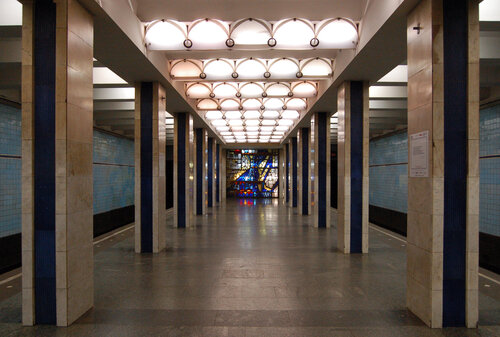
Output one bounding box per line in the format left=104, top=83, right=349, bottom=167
left=177, top=114, right=186, bottom=228
left=292, top=137, right=298, bottom=207
left=196, top=129, right=203, bottom=215
left=350, top=81, right=363, bottom=253
left=317, top=113, right=328, bottom=228
left=442, top=0, right=467, bottom=327
left=207, top=138, right=213, bottom=207
left=301, top=128, right=309, bottom=214
left=286, top=144, right=289, bottom=203
left=34, top=0, right=56, bottom=324
left=140, top=82, right=153, bottom=253
left=216, top=143, right=220, bottom=203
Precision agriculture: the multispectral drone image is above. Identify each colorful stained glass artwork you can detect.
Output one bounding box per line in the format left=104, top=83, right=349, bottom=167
left=227, top=149, right=279, bottom=198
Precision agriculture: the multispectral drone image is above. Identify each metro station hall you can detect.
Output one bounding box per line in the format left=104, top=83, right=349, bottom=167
left=0, top=0, right=500, bottom=335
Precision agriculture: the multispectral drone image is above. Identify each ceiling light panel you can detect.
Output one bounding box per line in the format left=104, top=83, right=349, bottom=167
left=171, top=58, right=333, bottom=81
left=197, top=97, right=307, bottom=111
left=150, top=18, right=354, bottom=144
left=186, top=81, right=318, bottom=99
left=145, top=18, right=358, bottom=51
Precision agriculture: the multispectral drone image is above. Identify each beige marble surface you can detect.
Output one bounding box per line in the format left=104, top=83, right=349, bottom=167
left=406, top=0, right=479, bottom=328
left=336, top=81, right=369, bottom=254
left=22, top=0, right=94, bottom=326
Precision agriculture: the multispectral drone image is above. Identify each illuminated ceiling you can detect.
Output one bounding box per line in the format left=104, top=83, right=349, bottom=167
left=143, top=17, right=359, bottom=144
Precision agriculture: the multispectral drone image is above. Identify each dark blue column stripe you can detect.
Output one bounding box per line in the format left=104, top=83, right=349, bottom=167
left=196, top=129, right=203, bottom=215
left=216, top=143, right=220, bottom=203
left=34, top=0, right=56, bottom=324
left=301, top=128, right=309, bottom=214
left=291, top=138, right=298, bottom=208
left=140, top=82, right=153, bottom=253
left=442, top=0, right=467, bottom=327
left=207, top=137, right=213, bottom=207
left=350, top=81, right=363, bottom=253
left=317, top=113, right=328, bottom=228
left=285, top=144, right=289, bottom=203
left=177, top=114, right=187, bottom=228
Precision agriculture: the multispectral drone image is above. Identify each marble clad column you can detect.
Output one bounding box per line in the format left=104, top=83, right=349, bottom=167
left=285, top=143, right=290, bottom=205
left=134, top=82, right=166, bottom=253
left=215, top=142, right=220, bottom=204
left=174, top=113, right=194, bottom=228
left=207, top=137, right=215, bottom=208
left=406, top=0, right=479, bottom=328
left=337, top=81, right=369, bottom=254
left=279, top=147, right=286, bottom=201
left=297, top=128, right=311, bottom=215
left=290, top=137, right=298, bottom=208
left=312, top=112, right=331, bottom=228
left=194, top=128, right=208, bottom=215
left=21, top=0, right=94, bottom=326
left=221, top=148, right=227, bottom=203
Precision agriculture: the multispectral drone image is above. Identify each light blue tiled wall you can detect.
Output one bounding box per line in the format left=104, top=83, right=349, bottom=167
left=480, top=105, right=500, bottom=236
left=93, top=129, right=135, bottom=214
left=369, top=132, right=408, bottom=214
left=0, top=103, right=21, bottom=238
left=0, top=103, right=134, bottom=239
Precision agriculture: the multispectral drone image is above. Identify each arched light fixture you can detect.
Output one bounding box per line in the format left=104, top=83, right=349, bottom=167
left=292, top=82, right=317, bottom=97
left=301, top=58, right=333, bottom=77
left=213, top=83, right=238, bottom=98
left=145, top=19, right=187, bottom=50
left=197, top=98, right=218, bottom=110
left=240, top=82, right=264, bottom=98
left=237, top=58, right=267, bottom=79
left=220, top=98, right=240, bottom=110
left=204, top=59, right=234, bottom=79
left=281, top=110, right=300, bottom=119
left=273, top=18, right=315, bottom=48
left=170, top=59, right=203, bottom=78
left=230, top=18, right=272, bottom=45
left=266, top=83, right=290, bottom=96
left=186, top=83, right=211, bottom=98
left=242, top=98, right=262, bottom=110
left=269, top=58, right=299, bottom=78
left=264, top=98, right=284, bottom=110
left=188, top=19, right=229, bottom=49
left=316, top=18, right=358, bottom=49
left=286, top=98, right=307, bottom=110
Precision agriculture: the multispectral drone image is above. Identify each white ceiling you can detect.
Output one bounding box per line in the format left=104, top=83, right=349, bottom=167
left=133, top=0, right=368, bottom=22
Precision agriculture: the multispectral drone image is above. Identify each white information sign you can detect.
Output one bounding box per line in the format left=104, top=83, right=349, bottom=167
left=410, top=131, right=429, bottom=177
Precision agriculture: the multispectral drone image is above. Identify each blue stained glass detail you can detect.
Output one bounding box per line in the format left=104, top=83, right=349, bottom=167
left=227, top=149, right=279, bottom=198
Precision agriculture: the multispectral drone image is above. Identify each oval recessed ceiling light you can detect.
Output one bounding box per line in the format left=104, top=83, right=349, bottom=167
left=204, top=59, right=233, bottom=79
left=146, top=20, right=186, bottom=50
left=273, top=19, right=314, bottom=48
left=317, top=18, right=358, bottom=49
left=189, top=19, right=228, bottom=49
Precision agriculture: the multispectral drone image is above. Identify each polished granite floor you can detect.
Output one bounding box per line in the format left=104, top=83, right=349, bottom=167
left=0, top=199, right=499, bottom=336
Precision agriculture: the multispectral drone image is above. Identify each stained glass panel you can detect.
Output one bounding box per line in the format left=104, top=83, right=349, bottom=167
left=227, top=149, right=279, bottom=198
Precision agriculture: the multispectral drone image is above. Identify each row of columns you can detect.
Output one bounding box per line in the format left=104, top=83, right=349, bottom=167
left=173, top=113, right=225, bottom=228
left=282, top=0, right=479, bottom=328
left=21, top=0, right=479, bottom=330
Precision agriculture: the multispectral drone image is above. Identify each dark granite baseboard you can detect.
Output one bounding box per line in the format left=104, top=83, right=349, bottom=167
left=0, top=233, right=21, bottom=274
left=479, top=232, right=500, bottom=274
left=369, top=205, right=407, bottom=236
left=93, top=205, right=135, bottom=238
